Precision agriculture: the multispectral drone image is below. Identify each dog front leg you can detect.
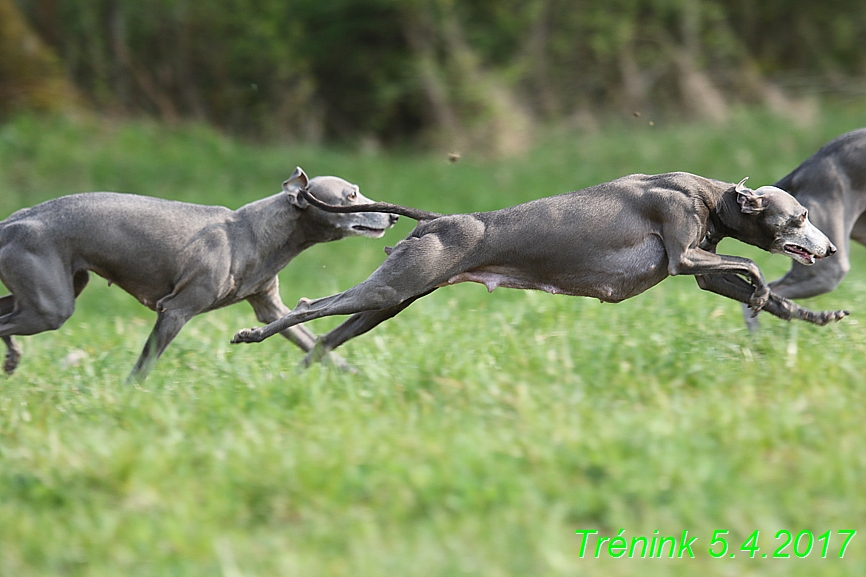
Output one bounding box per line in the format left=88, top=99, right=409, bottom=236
left=127, top=310, right=192, bottom=383
left=743, top=254, right=851, bottom=330
left=668, top=247, right=770, bottom=313
left=697, top=274, right=848, bottom=325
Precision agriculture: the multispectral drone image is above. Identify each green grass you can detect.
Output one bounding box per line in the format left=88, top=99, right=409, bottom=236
left=2, top=105, right=866, bottom=576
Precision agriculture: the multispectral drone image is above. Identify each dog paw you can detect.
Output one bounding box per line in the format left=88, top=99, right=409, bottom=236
left=294, top=297, right=313, bottom=312
left=749, top=286, right=771, bottom=315
left=823, top=310, right=850, bottom=325
left=3, top=349, right=20, bottom=375
left=231, top=327, right=263, bottom=344
left=804, top=309, right=849, bottom=326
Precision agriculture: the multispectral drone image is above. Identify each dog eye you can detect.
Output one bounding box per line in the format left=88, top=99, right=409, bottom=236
left=347, top=191, right=357, bottom=201
left=800, top=211, right=807, bottom=223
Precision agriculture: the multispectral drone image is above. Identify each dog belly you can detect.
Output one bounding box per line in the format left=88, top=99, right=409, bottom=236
left=442, top=270, right=570, bottom=294
left=444, top=236, right=670, bottom=302
left=91, top=268, right=173, bottom=311
left=444, top=263, right=668, bottom=302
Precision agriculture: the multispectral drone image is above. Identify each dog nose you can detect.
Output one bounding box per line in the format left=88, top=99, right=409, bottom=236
left=827, top=242, right=837, bottom=256
left=390, top=214, right=399, bottom=225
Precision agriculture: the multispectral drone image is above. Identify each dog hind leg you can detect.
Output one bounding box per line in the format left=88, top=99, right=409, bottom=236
left=0, top=297, right=75, bottom=375
left=0, top=246, right=78, bottom=334
left=246, top=283, right=355, bottom=371
left=0, top=289, right=76, bottom=337
left=1, top=296, right=19, bottom=373
left=301, top=288, right=438, bottom=367
left=0, top=267, right=87, bottom=375
left=73, top=270, right=90, bottom=297
left=0, top=294, right=12, bottom=316
left=0, top=296, right=14, bottom=372
left=234, top=225, right=483, bottom=344
left=2, top=335, right=20, bottom=375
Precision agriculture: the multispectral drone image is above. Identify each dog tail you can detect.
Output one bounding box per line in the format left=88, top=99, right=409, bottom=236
left=300, top=188, right=442, bottom=221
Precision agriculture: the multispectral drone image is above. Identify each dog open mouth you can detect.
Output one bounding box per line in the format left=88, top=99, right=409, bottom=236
left=351, top=225, right=387, bottom=238
left=784, top=243, right=817, bottom=265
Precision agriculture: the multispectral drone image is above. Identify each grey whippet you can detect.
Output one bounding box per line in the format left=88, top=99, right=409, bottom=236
left=745, top=128, right=866, bottom=329
left=231, top=172, right=847, bottom=362
left=0, top=168, right=397, bottom=382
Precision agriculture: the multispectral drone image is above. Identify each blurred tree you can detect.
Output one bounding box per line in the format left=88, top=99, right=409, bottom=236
left=0, top=0, right=75, bottom=117
left=18, top=0, right=322, bottom=138
left=9, top=0, right=866, bottom=147
left=398, top=0, right=533, bottom=154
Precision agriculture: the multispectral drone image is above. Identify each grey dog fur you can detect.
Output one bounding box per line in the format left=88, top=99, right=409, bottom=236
left=231, top=172, right=847, bottom=363
left=0, top=167, right=397, bottom=381
left=745, top=128, right=866, bottom=329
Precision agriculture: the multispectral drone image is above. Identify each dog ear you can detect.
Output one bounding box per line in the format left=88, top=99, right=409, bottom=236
left=735, top=177, right=766, bottom=215
left=283, top=167, right=309, bottom=209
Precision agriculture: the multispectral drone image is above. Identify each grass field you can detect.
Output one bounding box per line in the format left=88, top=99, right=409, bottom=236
left=2, top=106, right=866, bottom=576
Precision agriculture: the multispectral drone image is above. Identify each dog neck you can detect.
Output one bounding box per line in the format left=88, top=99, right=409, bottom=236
left=711, top=185, right=773, bottom=250
left=236, top=193, right=308, bottom=253
left=708, top=186, right=745, bottom=243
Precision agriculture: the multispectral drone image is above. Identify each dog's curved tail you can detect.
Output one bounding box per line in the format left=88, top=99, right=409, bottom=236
left=300, top=188, right=442, bottom=221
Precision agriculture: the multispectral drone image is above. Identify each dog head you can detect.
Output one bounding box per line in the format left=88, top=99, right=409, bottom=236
left=283, top=167, right=398, bottom=239
left=733, top=177, right=835, bottom=265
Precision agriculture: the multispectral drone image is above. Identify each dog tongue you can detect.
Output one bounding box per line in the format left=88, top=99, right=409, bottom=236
left=786, top=244, right=814, bottom=264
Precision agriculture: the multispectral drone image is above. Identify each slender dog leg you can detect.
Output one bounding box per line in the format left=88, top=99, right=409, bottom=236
left=2, top=335, right=20, bottom=375
left=667, top=246, right=772, bottom=311
left=0, top=294, right=12, bottom=316
left=0, top=247, right=77, bottom=336
left=246, top=283, right=354, bottom=372
left=0, top=296, right=18, bottom=373
left=698, top=274, right=848, bottom=325
left=301, top=288, right=438, bottom=367
left=742, top=250, right=851, bottom=330
left=127, top=310, right=193, bottom=383
left=233, top=269, right=414, bottom=344
left=0, top=294, right=75, bottom=337
left=234, top=220, right=484, bottom=344
left=0, top=270, right=89, bottom=374
left=1, top=306, right=74, bottom=373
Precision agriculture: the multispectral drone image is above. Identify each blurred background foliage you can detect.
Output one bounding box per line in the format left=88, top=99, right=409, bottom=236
left=2, top=0, right=866, bottom=153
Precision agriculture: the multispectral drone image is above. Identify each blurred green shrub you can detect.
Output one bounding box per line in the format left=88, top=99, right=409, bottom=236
left=8, top=0, right=866, bottom=148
